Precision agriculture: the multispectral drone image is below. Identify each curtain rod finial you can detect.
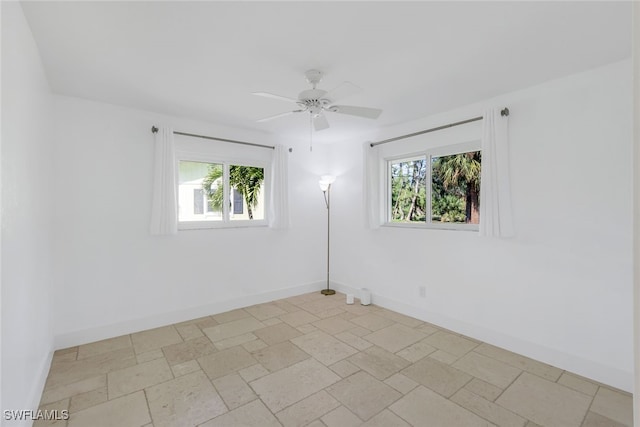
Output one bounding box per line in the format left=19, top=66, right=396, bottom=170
left=151, top=126, right=158, bottom=133
left=501, top=108, right=510, bottom=117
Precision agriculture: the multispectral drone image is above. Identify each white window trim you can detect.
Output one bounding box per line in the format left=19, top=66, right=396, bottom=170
left=383, top=140, right=481, bottom=231
left=176, top=150, right=269, bottom=230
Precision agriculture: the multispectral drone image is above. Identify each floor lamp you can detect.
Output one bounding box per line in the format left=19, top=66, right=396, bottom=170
left=319, top=175, right=336, bottom=295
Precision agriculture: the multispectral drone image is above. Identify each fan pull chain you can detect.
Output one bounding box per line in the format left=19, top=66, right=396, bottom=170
left=309, top=113, right=313, bottom=152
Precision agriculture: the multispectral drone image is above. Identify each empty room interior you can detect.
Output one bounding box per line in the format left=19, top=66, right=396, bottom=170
left=2, top=1, right=640, bottom=427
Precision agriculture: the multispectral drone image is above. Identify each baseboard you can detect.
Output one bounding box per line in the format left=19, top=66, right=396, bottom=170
left=332, top=281, right=633, bottom=392
left=54, top=281, right=324, bottom=350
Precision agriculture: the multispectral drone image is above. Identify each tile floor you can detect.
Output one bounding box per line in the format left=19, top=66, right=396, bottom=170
left=38, top=292, right=633, bottom=427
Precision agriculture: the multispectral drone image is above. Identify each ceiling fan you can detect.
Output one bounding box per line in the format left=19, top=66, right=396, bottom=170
left=253, top=69, right=382, bottom=131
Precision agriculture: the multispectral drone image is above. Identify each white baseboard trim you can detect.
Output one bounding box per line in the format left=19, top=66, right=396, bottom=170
left=54, top=281, right=324, bottom=349
left=332, top=281, right=632, bottom=392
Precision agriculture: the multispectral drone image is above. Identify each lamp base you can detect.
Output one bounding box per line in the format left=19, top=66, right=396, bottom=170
left=321, top=289, right=336, bottom=296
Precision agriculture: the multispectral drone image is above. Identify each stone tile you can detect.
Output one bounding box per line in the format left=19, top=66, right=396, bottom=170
left=415, top=322, right=440, bottom=336
left=389, top=386, right=492, bottom=427
left=263, top=317, right=283, bottom=326
left=424, top=331, right=478, bottom=357
left=146, top=371, right=227, bottom=427
left=242, top=339, right=268, bottom=352
left=348, top=346, right=410, bottom=380
left=376, top=309, right=423, bottom=327
left=557, top=372, right=599, bottom=396
left=131, top=326, right=182, bottom=354
left=326, top=371, right=401, bottom=421
left=453, top=351, right=522, bottom=389
left=136, top=349, right=165, bottom=364
left=238, top=364, right=270, bottom=382
left=582, top=411, right=628, bottom=427
left=250, top=358, right=340, bottom=413
left=363, top=323, right=425, bottom=353
left=401, top=356, right=472, bottom=398
left=299, top=298, right=344, bottom=315
left=465, top=378, right=503, bottom=402
left=175, top=324, right=204, bottom=341
left=276, top=390, right=340, bottom=427
left=321, top=405, right=362, bottom=427
left=496, top=372, right=591, bottom=427
left=107, top=358, right=173, bottom=399
left=214, top=332, right=258, bottom=350
left=52, top=351, right=77, bottom=363
left=590, top=387, right=633, bottom=427
left=254, top=322, right=302, bottom=345
left=200, top=399, right=281, bottom=427
left=212, top=373, right=257, bottom=410
left=174, top=315, right=213, bottom=327
left=280, top=310, right=321, bottom=327
left=203, top=317, right=265, bottom=342
left=329, top=360, right=361, bottom=378
left=41, top=374, right=106, bottom=405
left=429, top=349, right=459, bottom=365
left=162, top=336, right=216, bottom=365
left=350, top=314, right=395, bottom=331
left=274, top=300, right=300, bottom=313
left=315, top=307, right=347, bottom=319
left=335, top=331, right=373, bottom=351
left=34, top=398, right=69, bottom=427
left=348, top=326, right=374, bottom=337
left=384, top=373, right=419, bottom=394
left=198, top=346, right=257, bottom=380
left=313, top=316, right=356, bottom=335
left=361, top=409, right=410, bottom=427
left=46, top=347, right=137, bottom=390
left=475, top=343, right=563, bottom=381
left=195, top=317, right=219, bottom=330
left=452, top=388, right=527, bottom=427
left=212, top=308, right=250, bottom=324
left=396, top=340, right=437, bottom=362
left=245, top=302, right=287, bottom=320
left=77, top=335, right=132, bottom=360
left=69, top=386, right=107, bottom=413
left=252, top=341, right=310, bottom=372
left=306, top=421, right=326, bottom=427
left=296, top=324, right=319, bottom=334
left=68, top=391, right=150, bottom=427
left=291, top=330, right=358, bottom=366
left=170, top=360, right=200, bottom=377
left=526, top=423, right=543, bottom=427
left=55, top=347, right=78, bottom=356
left=343, top=303, right=379, bottom=316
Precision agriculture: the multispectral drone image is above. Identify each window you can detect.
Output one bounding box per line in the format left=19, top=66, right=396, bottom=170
left=177, top=159, right=267, bottom=229
left=387, top=146, right=481, bottom=230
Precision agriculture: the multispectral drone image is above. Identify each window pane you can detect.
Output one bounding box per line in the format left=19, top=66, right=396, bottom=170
left=431, top=151, right=481, bottom=224
left=229, top=165, right=265, bottom=221
left=390, top=158, right=427, bottom=222
left=178, top=161, right=223, bottom=222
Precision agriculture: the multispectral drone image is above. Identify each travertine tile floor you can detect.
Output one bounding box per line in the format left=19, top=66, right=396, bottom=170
left=38, top=291, right=633, bottom=427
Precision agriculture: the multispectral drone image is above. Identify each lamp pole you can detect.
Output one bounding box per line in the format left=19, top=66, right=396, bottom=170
left=319, top=176, right=336, bottom=295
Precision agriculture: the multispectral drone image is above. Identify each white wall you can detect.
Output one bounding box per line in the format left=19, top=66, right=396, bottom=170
left=330, top=60, right=633, bottom=391
left=51, top=96, right=330, bottom=347
left=1, top=2, right=55, bottom=422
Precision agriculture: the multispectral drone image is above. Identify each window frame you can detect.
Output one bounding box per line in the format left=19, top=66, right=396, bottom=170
left=175, top=150, right=269, bottom=230
left=383, top=141, right=481, bottom=231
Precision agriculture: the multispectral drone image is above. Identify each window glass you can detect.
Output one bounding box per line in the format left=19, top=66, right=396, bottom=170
left=431, top=151, right=481, bottom=224
left=229, top=165, right=265, bottom=221
left=390, top=158, right=427, bottom=223
left=178, top=161, right=222, bottom=222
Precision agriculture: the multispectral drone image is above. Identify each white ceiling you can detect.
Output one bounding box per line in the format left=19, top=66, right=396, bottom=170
left=21, top=1, right=631, bottom=143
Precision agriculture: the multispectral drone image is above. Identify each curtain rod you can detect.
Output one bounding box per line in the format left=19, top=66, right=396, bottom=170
left=151, top=126, right=275, bottom=150
left=369, top=107, right=509, bottom=148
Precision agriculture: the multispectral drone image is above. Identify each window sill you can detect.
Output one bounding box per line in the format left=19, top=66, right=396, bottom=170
left=382, top=222, right=479, bottom=232
left=178, top=220, right=268, bottom=231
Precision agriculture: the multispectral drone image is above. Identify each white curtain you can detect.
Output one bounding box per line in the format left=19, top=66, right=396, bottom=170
left=149, top=126, right=178, bottom=235
left=479, top=108, right=514, bottom=237
left=363, top=141, right=382, bottom=229
left=268, top=144, right=290, bottom=229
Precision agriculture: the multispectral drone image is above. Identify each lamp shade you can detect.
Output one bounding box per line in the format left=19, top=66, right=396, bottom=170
left=318, top=175, right=336, bottom=192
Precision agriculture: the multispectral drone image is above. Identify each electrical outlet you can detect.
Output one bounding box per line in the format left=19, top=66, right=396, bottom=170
left=419, top=286, right=426, bottom=298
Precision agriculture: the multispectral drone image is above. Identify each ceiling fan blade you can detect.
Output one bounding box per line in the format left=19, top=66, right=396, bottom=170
left=324, top=81, right=362, bottom=103
left=330, top=105, right=382, bottom=119
left=252, top=92, right=299, bottom=104
left=257, top=110, right=303, bottom=123
left=313, top=113, right=330, bottom=131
